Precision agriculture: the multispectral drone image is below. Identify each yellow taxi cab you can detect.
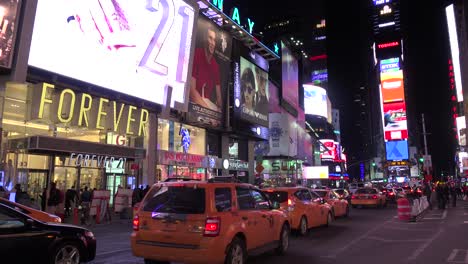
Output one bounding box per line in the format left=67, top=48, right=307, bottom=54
left=263, top=187, right=333, bottom=236
left=131, top=181, right=291, bottom=264
left=0, top=197, right=61, bottom=223
left=350, top=188, right=387, bottom=208
left=312, top=189, right=349, bottom=218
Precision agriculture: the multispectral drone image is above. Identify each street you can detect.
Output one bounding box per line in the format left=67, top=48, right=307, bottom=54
left=90, top=200, right=468, bottom=264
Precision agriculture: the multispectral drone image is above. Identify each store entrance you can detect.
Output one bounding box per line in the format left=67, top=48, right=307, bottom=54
left=106, top=174, right=135, bottom=205
left=17, top=169, right=48, bottom=203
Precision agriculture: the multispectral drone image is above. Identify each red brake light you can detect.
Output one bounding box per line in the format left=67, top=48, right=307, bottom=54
left=372, top=195, right=378, bottom=199
left=389, top=192, right=394, bottom=196
left=351, top=195, right=357, bottom=199
left=288, top=199, right=293, bottom=206
left=204, top=217, right=220, bottom=237
left=133, top=215, right=140, bottom=231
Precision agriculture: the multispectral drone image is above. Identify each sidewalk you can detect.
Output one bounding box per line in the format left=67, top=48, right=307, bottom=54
left=62, top=211, right=133, bottom=233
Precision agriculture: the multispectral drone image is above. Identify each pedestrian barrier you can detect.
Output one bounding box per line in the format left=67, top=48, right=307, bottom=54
left=411, top=199, right=420, bottom=216
left=91, top=190, right=111, bottom=224
left=397, top=198, right=411, bottom=221
left=114, top=189, right=133, bottom=213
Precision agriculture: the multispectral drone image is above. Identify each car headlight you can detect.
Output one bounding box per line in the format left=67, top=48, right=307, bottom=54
left=84, top=231, right=95, bottom=238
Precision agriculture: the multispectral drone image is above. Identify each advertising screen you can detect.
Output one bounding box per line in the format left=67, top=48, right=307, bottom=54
left=446, top=4, right=464, bottom=102
left=303, top=166, right=329, bottom=179
left=0, top=0, right=21, bottom=69
left=281, top=41, right=299, bottom=109
left=320, top=139, right=335, bottom=161
left=383, top=101, right=408, bottom=140
left=235, top=57, right=269, bottom=127
left=380, top=69, right=404, bottom=103
left=304, top=84, right=328, bottom=118
left=28, top=0, right=197, bottom=110
left=268, top=80, right=282, bottom=113
left=187, top=17, right=232, bottom=128
left=386, top=140, right=408, bottom=160
left=456, top=116, right=466, bottom=146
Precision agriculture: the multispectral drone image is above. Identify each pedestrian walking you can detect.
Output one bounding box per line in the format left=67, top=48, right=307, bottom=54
left=423, top=181, right=433, bottom=210
left=47, top=182, right=61, bottom=214
left=450, top=183, right=457, bottom=208
left=65, top=186, right=78, bottom=217
left=80, top=186, right=92, bottom=225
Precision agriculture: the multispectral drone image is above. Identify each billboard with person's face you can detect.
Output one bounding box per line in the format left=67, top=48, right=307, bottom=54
left=187, top=17, right=232, bottom=128
left=383, top=101, right=408, bottom=140
left=28, top=0, right=197, bottom=111
left=234, top=57, right=269, bottom=127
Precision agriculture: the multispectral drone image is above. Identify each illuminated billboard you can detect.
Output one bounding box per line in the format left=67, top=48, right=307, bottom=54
left=281, top=41, right=299, bottom=109
left=303, top=84, right=327, bottom=118
left=446, top=4, right=464, bottom=102
left=0, top=0, right=21, bottom=69
left=456, top=116, right=466, bottom=146
left=386, top=140, right=408, bottom=161
left=383, top=101, right=408, bottom=140
left=234, top=57, right=269, bottom=127
left=303, top=166, right=329, bottom=179
left=380, top=57, right=400, bottom=72
left=319, top=139, right=335, bottom=161
left=28, top=0, right=197, bottom=110
left=380, top=69, right=404, bottom=103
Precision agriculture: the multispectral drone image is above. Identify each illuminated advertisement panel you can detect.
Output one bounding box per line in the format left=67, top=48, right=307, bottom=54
left=0, top=0, right=21, bottom=69
left=187, top=17, right=232, bottom=128
left=281, top=41, right=299, bottom=109
left=319, top=139, right=335, bottom=161
left=373, top=0, right=391, bottom=6
left=456, top=116, right=466, bottom=146
left=386, top=140, right=408, bottom=161
left=383, top=101, right=408, bottom=140
left=303, top=166, right=329, bottom=179
left=234, top=57, right=269, bottom=127
left=303, top=84, right=327, bottom=118
left=380, top=57, right=400, bottom=72
left=28, top=0, right=197, bottom=110
left=446, top=4, right=464, bottom=102
left=380, top=70, right=404, bottom=103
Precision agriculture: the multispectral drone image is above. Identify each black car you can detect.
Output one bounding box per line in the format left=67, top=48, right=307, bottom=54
left=0, top=203, right=96, bottom=263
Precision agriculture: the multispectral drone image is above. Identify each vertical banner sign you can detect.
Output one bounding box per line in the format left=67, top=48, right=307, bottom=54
left=28, top=0, right=197, bottom=111
left=187, top=17, right=232, bottom=127
left=281, top=41, right=299, bottom=109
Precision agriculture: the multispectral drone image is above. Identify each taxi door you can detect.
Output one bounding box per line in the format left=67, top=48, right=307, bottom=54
left=249, top=189, right=276, bottom=247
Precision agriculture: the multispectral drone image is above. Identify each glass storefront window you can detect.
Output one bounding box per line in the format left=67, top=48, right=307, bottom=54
left=157, top=119, right=205, bottom=155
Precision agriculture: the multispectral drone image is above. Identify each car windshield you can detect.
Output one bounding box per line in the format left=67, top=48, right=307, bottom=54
left=142, top=185, right=205, bottom=214
left=264, top=191, right=288, bottom=203
left=355, top=189, right=377, bottom=194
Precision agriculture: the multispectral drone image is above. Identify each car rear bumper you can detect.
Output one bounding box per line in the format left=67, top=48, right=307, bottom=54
left=131, top=234, right=225, bottom=264
left=351, top=200, right=380, bottom=206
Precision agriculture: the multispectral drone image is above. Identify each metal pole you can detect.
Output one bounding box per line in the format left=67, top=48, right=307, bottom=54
left=422, top=113, right=429, bottom=156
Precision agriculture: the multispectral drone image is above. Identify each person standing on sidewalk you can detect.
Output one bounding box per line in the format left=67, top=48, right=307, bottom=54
left=423, top=181, right=433, bottom=210
left=80, top=186, right=92, bottom=225
left=47, top=182, right=61, bottom=214
left=450, top=183, right=457, bottom=208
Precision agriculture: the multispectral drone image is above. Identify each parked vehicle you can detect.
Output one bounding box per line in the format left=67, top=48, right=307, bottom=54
left=131, top=181, right=290, bottom=264
left=0, top=203, right=96, bottom=263
left=350, top=188, right=387, bottom=208
left=312, top=189, right=349, bottom=218
left=0, top=197, right=61, bottom=223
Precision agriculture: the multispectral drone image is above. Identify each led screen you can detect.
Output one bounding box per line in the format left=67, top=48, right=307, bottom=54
left=281, top=41, right=299, bottom=109
left=187, top=17, right=232, bottom=128
left=235, top=57, right=269, bottom=127
left=457, top=116, right=466, bottom=146
left=386, top=140, right=408, bottom=160
left=319, top=139, right=335, bottom=160
left=380, top=69, right=404, bottom=103
left=303, top=166, right=329, bottom=179
left=383, top=101, right=408, bottom=140
left=304, top=84, right=327, bottom=118
left=0, top=0, right=21, bottom=69
left=446, top=4, right=464, bottom=102
left=28, top=0, right=197, bottom=109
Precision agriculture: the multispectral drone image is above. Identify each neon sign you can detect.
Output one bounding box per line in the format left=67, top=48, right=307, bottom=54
left=309, top=54, right=327, bottom=61
left=378, top=41, right=399, bottom=49
left=380, top=58, right=400, bottom=72
left=374, top=0, right=391, bottom=5
left=378, top=21, right=396, bottom=28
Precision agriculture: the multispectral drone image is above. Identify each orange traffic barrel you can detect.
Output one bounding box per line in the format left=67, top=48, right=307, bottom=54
left=397, top=198, right=411, bottom=221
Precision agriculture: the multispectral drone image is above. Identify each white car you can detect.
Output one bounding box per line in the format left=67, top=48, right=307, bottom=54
left=349, top=183, right=365, bottom=194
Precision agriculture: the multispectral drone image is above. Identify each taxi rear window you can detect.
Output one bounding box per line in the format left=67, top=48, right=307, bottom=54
left=265, top=191, right=288, bottom=203
left=142, top=185, right=205, bottom=214
left=355, top=189, right=377, bottom=194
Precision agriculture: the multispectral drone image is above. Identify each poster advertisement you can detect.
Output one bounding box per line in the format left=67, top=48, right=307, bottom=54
left=303, top=84, right=328, bottom=118
left=237, top=57, right=269, bottom=127
left=187, top=17, right=232, bottom=128
left=383, top=101, right=408, bottom=140
left=380, top=69, right=404, bottom=103
left=268, top=113, right=297, bottom=157
left=28, top=0, right=197, bottom=109
left=281, top=41, right=298, bottom=109
left=0, top=0, right=21, bottom=68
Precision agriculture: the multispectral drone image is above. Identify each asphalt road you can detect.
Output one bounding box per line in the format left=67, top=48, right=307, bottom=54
left=90, top=200, right=468, bottom=264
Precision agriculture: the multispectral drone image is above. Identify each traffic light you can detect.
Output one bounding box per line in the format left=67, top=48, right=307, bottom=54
left=372, top=162, right=376, bottom=167
left=419, top=157, right=424, bottom=163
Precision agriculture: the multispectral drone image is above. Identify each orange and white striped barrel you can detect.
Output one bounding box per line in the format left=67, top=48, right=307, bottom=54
left=397, top=198, right=411, bottom=221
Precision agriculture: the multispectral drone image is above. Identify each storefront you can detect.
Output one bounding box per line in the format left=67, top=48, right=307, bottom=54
left=0, top=82, right=148, bottom=201
left=257, top=159, right=303, bottom=187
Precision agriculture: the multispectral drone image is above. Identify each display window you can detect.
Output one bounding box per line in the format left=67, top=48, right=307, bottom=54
left=157, top=119, right=205, bottom=155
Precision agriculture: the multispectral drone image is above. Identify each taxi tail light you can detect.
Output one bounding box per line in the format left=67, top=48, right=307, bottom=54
left=389, top=192, right=394, bottom=196
left=287, top=198, right=295, bottom=211
left=351, top=195, right=357, bottom=199
left=133, top=215, right=140, bottom=231
left=204, top=217, right=221, bottom=237
left=372, top=195, right=378, bottom=199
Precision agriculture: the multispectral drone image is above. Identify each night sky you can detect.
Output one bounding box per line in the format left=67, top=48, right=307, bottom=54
left=235, top=0, right=455, bottom=176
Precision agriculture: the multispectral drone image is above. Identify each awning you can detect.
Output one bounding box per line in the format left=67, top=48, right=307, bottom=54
left=8, top=136, right=146, bottom=160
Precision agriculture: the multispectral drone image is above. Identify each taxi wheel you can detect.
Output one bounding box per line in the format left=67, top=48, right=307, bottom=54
left=275, top=224, right=290, bottom=255
left=299, top=216, right=308, bottom=236
left=225, top=237, right=246, bottom=264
